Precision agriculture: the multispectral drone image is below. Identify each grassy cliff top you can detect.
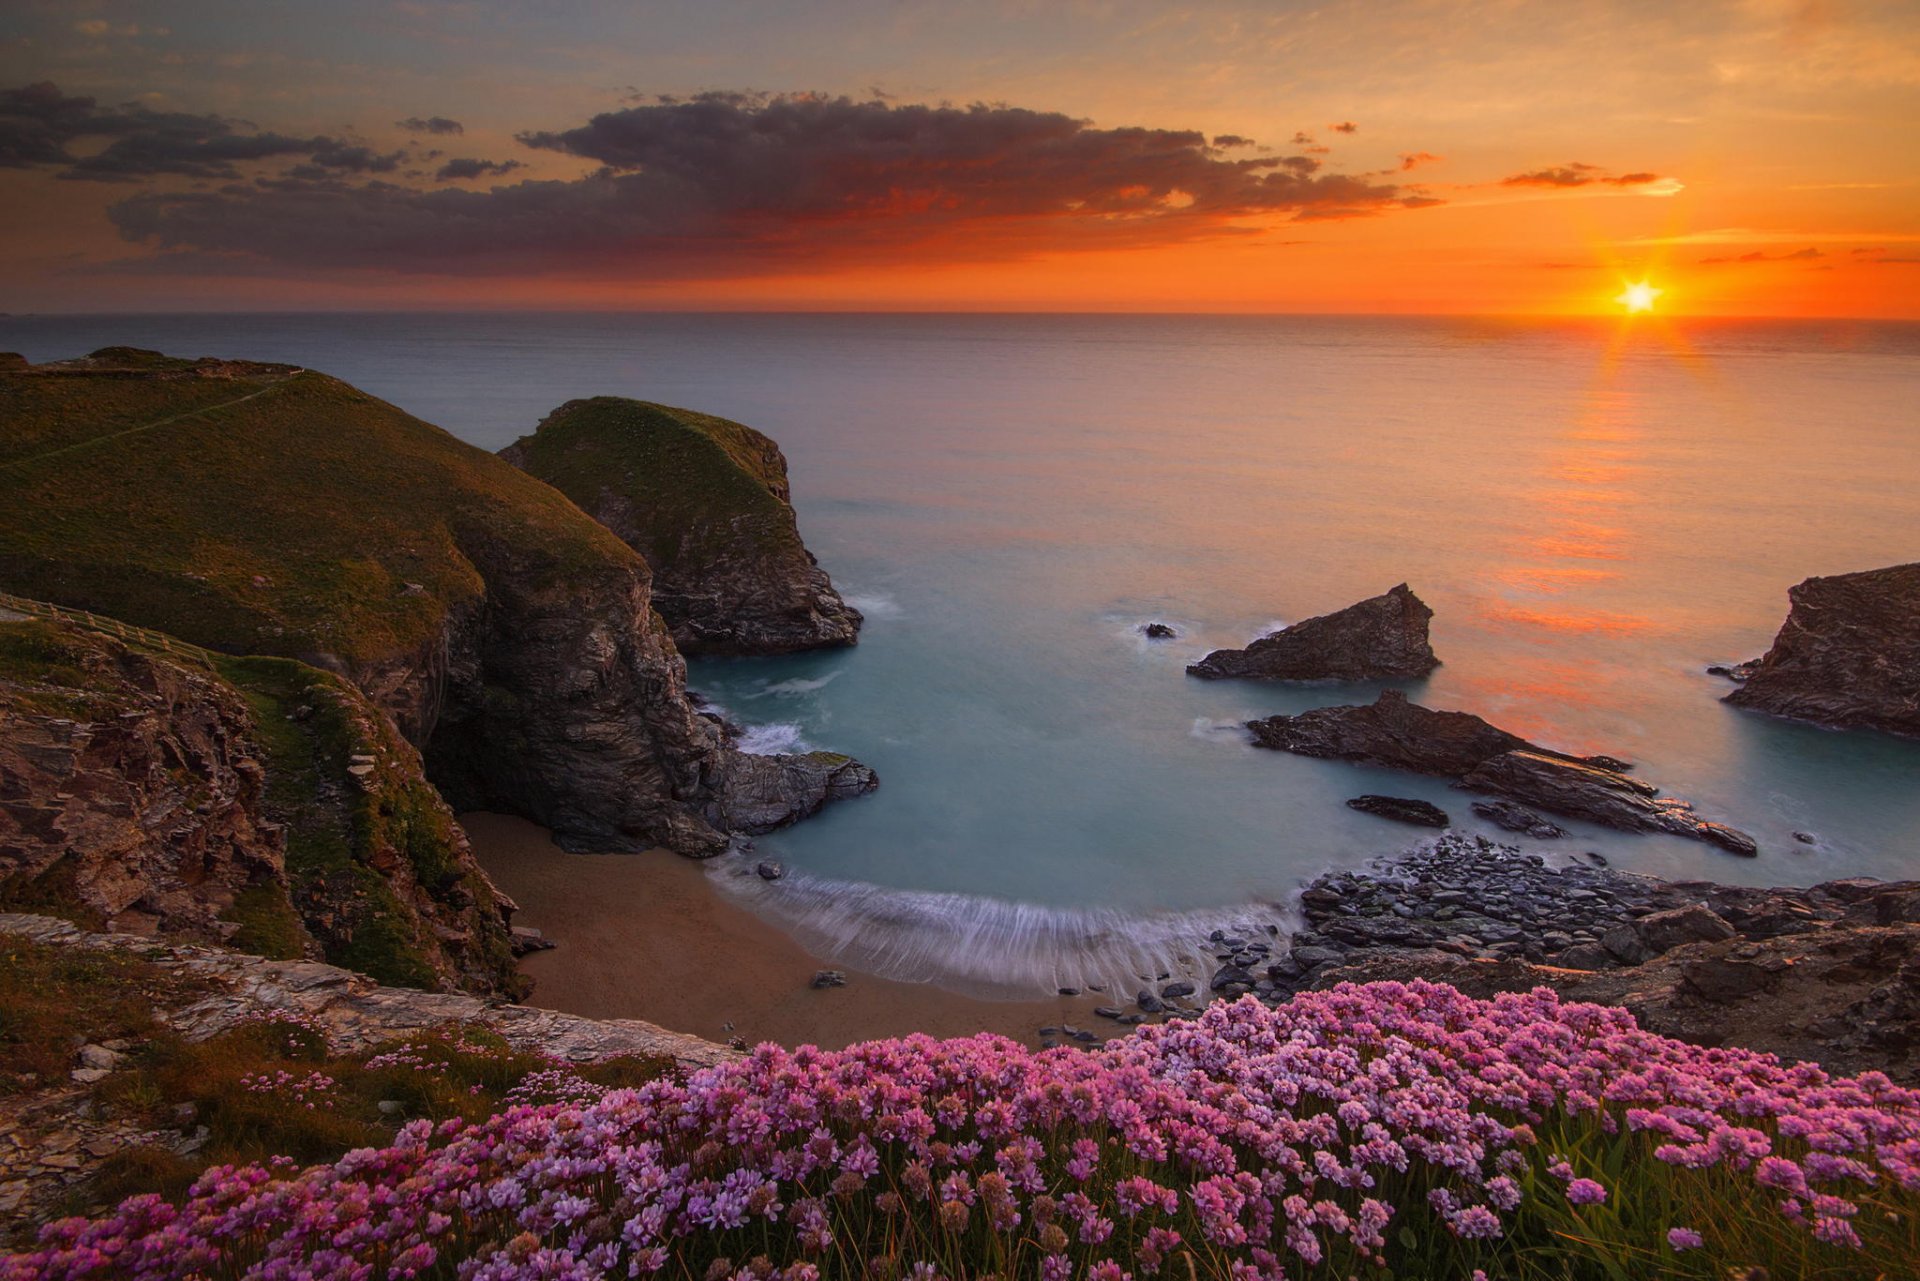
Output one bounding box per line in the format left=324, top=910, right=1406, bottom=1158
left=502, top=397, right=803, bottom=566
left=0, top=352, right=643, bottom=665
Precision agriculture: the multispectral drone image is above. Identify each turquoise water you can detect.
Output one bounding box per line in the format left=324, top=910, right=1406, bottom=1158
left=10, top=313, right=1919, bottom=991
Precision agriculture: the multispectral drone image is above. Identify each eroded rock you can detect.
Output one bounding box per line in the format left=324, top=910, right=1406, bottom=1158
left=1188, top=584, right=1438, bottom=681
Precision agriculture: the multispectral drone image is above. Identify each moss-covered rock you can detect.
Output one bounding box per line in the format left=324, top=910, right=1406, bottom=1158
left=0, top=616, right=522, bottom=996
left=501, top=397, right=861, bottom=655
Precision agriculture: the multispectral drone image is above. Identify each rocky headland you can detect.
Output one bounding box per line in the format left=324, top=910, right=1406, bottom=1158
left=501, top=397, right=862, bottom=656
left=1249, top=689, right=1756, bottom=854
left=1188, top=583, right=1438, bottom=681
left=1720, top=561, right=1920, bottom=738
left=0, top=351, right=874, bottom=861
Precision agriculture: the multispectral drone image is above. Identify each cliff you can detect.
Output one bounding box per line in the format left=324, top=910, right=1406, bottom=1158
left=1724, top=562, right=1920, bottom=738
left=0, top=613, right=522, bottom=996
left=500, top=397, right=861, bottom=655
left=0, top=351, right=873, bottom=855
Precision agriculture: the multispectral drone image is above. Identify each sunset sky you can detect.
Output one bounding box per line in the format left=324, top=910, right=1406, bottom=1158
left=3, top=1, right=1916, bottom=316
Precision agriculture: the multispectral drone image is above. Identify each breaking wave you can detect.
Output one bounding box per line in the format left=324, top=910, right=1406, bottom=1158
left=735, top=721, right=813, bottom=755
left=707, top=857, right=1296, bottom=1000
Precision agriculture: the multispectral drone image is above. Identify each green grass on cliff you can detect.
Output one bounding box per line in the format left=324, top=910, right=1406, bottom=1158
left=0, top=358, right=644, bottom=666
left=503, top=396, right=804, bottom=568
left=216, top=654, right=520, bottom=994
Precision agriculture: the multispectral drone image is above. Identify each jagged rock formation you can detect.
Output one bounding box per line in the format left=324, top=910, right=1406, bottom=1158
left=1249, top=691, right=1754, bottom=853
left=1470, top=798, right=1567, bottom=839
left=0, top=351, right=874, bottom=856
left=1722, top=562, right=1920, bottom=738
left=501, top=398, right=861, bottom=656
left=1188, top=584, right=1438, bottom=681
left=0, top=617, right=524, bottom=996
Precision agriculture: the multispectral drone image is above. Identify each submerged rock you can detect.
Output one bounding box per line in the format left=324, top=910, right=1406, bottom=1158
left=1470, top=798, right=1567, bottom=839
left=501, top=397, right=861, bottom=657
left=1187, top=584, right=1438, bottom=681
left=1461, top=751, right=1758, bottom=856
left=1142, top=622, right=1177, bottom=639
left=1345, top=795, right=1449, bottom=827
left=1723, top=562, right=1920, bottom=738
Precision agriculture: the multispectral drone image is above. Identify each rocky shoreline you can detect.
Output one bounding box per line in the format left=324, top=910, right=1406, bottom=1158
left=1044, top=833, right=1920, bottom=1080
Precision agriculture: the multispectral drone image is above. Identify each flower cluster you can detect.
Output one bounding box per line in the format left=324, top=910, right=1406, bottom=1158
left=7, top=982, right=1916, bottom=1280
left=237, top=1069, right=337, bottom=1111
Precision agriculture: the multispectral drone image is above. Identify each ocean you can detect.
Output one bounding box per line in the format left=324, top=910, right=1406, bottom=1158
left=10, top=312, right=1919, bottom=994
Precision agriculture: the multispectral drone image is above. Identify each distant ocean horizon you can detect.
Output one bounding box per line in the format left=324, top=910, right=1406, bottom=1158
left=10, top=310, right=1918, bottom=994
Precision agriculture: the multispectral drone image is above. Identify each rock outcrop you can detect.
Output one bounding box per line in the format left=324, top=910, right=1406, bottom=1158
left=1248, top=691, right=1754, bottom=853
left=0, top=352, right=874, bottom=856
left=1723, top=562, right=1920, bottom=738
left=1188, top=584, right=1438, bottom=681
left=1272, top=837, right=1920, bottom=1081
left=1345, top=795, right=1449, bottom=827
left=501, top=398, right=861, bottom=656
left=1461, top=751, right=1757, bottom=856
left=0, top=617, right=523, bottom=996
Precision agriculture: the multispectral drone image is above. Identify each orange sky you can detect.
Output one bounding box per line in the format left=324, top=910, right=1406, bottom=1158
left=2, top=1, right=1915, bottom=316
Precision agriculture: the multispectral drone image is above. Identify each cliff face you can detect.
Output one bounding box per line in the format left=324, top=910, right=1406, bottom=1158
left=1724, top=563, right=1920, bottom=738
left=500, top=398, right=861, bottom=656
left=0, top=616, right=522, bottom=996
left=1188, top=584, right=1438, bottom=681
left=0, top=352, right=873, bottom=856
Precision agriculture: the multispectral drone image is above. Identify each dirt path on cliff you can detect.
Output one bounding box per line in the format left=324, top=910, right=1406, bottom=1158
left=463, top=813, right=1107, bottom=1051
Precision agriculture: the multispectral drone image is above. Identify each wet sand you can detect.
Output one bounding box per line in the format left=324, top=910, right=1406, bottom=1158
left=462, top=813, right=1112, bottom=1051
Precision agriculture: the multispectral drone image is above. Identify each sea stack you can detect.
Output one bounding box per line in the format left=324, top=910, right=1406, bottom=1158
left=1188, top=584, right=1438, bottom=681
left=501, top=397, right=862, bottom=656
left=1722, top=563, right=1920, bottom=738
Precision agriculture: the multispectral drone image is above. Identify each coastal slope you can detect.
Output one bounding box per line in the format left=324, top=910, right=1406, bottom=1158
left=501, top=397, right=861, bottom=655
left=0, top=350, right=873, bottom=855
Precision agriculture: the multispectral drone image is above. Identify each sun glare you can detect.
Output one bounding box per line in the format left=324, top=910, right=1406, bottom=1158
left=1615, top=281, right=1662, bottom=314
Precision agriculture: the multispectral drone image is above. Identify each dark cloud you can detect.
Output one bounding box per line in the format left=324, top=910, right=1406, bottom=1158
left=1698, top=247, right=1824, bottom=264
left=1210, top=134, right=1253, bottom=148
left=397, top=115, right=463, bottom=135
left=435, top=156, right=524, bottom=181
left=1, top=80, right=335, bottom=182
left=1398, top=151, right=1441, bottom=171
left=1501, top=162, right=1665, bottom=188
left=106, top=93, right=1435, bottom=277
left=1329, top=121, right=1358, bottom=133
left=307, top=144, right=407, bottom=173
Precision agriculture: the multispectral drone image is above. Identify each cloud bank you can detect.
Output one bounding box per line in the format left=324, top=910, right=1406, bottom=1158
left=8, top=87, right=1442, bottom=279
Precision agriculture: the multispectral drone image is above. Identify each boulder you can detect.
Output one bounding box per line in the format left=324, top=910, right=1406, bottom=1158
left=1142, top=623, right=1177, bottom=639
left=1188, top=584, right=1438, bottom=681
left=1724, top=562, right=1920, bottom=738
left=1247, top=689, right=1537, bottom=776
left=1636, top=904, right=1738, bottom=954
left=1461, top=751, right=1758, bottom=856
left=1470, top=798, right=1567, bottom=839
left=1345, top=795, right=1449, bottom=827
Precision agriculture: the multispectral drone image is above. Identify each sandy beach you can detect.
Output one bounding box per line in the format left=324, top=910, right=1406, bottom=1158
left=462, top=812, right=1115, bottom=1050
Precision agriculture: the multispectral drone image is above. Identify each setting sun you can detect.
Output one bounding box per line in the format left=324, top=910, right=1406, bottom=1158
left=1615, top=281, right=1662, bottom=314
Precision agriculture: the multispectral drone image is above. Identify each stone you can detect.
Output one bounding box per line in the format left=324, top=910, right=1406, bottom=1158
left=1209, top=965, right=1254, bottom=991
left=1462, top=751, right=1758, bottom=856
left=1681, top=954, right=1789, bottom=1004
left=68, top=1068, right=110, bottom=1085
left=1189, top=584, right=1439, bottom=681
left=1636, top=904, right=1738, bottom=956
left=1601, top=923, right=1651, bottom=965
left=1556, top=943, right=1614, bottom=971
left=756, top=860, right=786, bottom=881
left=1247, top=690, right=1544, bottom=777
left=1142, top=623, right=1177, bottom=639
left=1093, top=1005, right=1125, bottom=1020
left=1345, top=795, right=1449, bottom=827
left=810, top=969, right=847, bottom=989
left=1470, top=798, right=1567, bottom=839
left=1159, top=981, right=1196, bottom=1000
left=1724, top=562, right=1920, bottom=738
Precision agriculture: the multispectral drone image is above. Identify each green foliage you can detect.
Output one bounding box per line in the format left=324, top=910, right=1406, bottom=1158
left=92, top=1016, right=672, bottom=1196
left=0, top=365, right=641, bottom=666
left=505, top=396, right=804, bottom=569
left=219, top=883, right=308, bottom=962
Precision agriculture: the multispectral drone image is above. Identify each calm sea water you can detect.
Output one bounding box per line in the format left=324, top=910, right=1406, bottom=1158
left=11, top=313, right=1919, bottom=993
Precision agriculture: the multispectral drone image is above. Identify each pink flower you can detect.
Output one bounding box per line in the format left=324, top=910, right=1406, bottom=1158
left=1667, top=1227, right=1703, bottom=1250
